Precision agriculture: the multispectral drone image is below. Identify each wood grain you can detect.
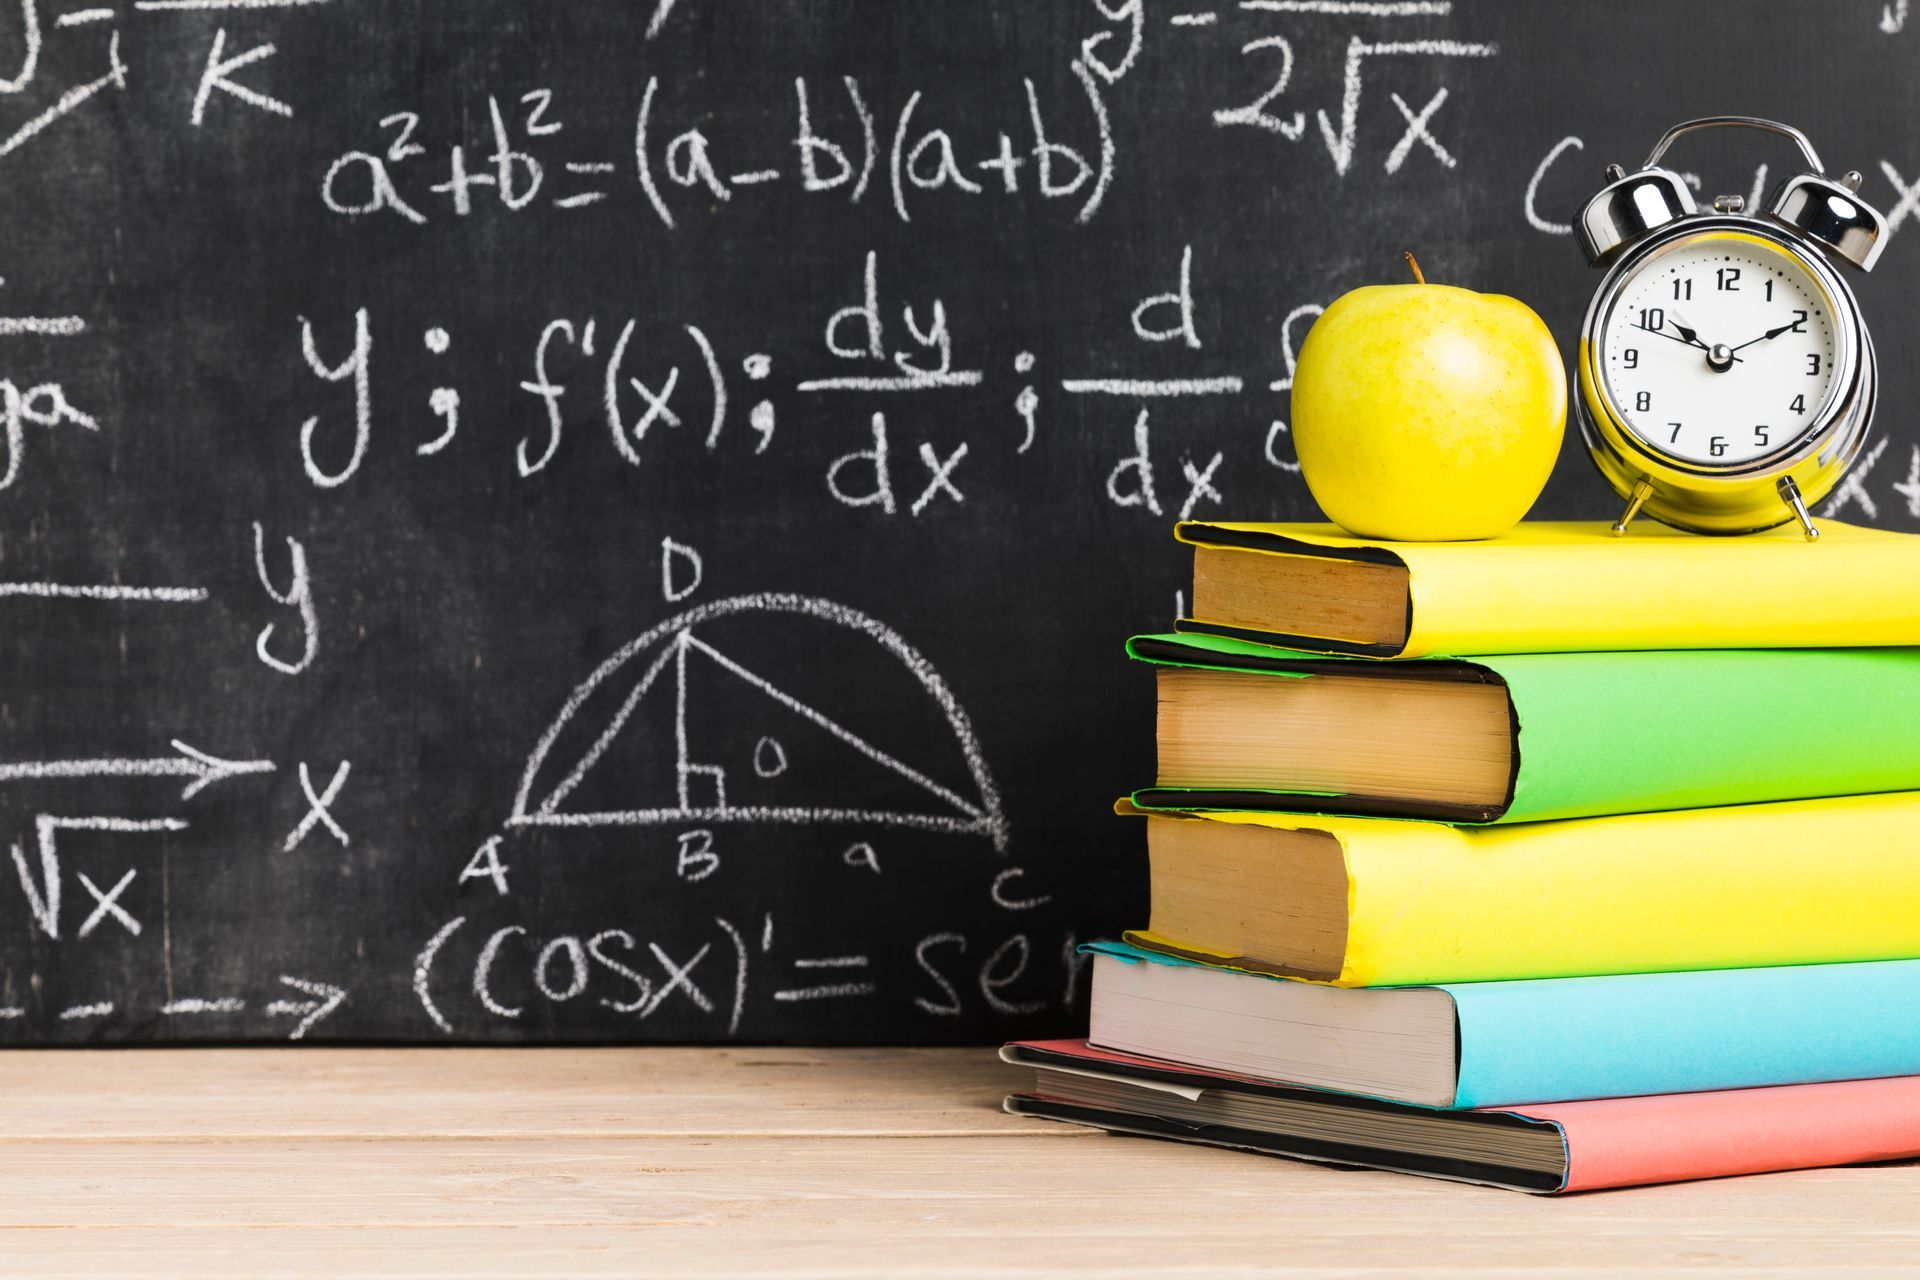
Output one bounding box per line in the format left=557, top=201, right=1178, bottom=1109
left=0, top=1048, right=1912, bottom=1278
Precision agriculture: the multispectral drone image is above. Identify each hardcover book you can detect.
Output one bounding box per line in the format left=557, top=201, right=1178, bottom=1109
left=1122, top=799, right=1920, bottom=986
left=1176, top=519, right=1920, bottom=658
left=1003, top=1039, right=1920, bottom=1195
left=1082, top=941, right=1920, bottom=1107
left=1128, top=632, right=1920, bottom=823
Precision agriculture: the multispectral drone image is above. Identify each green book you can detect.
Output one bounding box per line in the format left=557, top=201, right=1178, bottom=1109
left=1129, top=632, right=1920, bottom=824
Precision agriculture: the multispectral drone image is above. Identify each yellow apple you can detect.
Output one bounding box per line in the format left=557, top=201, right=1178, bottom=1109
left=1291, top=258, right=1566, bottom=541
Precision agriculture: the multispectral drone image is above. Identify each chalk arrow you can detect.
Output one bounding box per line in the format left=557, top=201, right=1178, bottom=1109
left=264, top=975, right=346, bottom=1041
left=160, top=997, right=246, bottom=1015
left=0, top=740, right=275, bottom=800
left=168, top=741, right=277, bottom=799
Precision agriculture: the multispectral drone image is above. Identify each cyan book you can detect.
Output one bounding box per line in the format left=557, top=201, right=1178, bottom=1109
left=1084, top=941, right=1920, bottom=1108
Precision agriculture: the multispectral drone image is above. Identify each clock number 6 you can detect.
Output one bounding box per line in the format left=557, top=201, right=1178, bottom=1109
left=1710, top=435, right=1728, bottom=457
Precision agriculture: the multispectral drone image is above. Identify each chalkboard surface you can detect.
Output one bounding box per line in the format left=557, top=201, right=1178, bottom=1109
left=1, top=0, right=1916, bottom=1044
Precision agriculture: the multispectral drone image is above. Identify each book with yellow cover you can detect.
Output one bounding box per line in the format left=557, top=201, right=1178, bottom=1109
left=1121, top=794, right=1920, bottom=987
left=1177, top=519, right=1920, bottom=658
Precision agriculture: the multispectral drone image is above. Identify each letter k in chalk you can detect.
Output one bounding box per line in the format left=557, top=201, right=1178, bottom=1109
left=192, top=29, right=294, bottom=127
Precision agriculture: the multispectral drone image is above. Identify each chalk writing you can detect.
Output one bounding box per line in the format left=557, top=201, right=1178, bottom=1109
left=0, top=376, right=98, bottom=492
left=319, top=65, right=1114, bottom=231
left=0, top=581, right=206, bottom=602
left=191, top=28, right=291, bottom=124
left=1822, top=437, right=1892, bottom=521
left=509, top=594, right=1009, bottom=849
left=1895, top=447, right=1920, bottom=517
left=0, top=0, right=325, bottom=165
left=76, top=868, right=137, bottom=937
left=262, top=975, right=347, bottom=1040
left=283, top=761, right=350, bottom=851
left=253, top=523, right=318, bottom=675
left=0, top=740, right=274, bottom=799
left=1881, top=160, right=1920, bottom=234
left=297, top=309, right=371, bottom=487
left=12, top=814, right=184, bottom=940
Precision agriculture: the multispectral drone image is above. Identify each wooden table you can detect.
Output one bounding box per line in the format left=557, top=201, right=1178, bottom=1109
left=0, top=1047, right=1913, bottom=1276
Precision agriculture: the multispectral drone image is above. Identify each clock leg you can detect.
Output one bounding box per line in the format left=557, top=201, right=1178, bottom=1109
left=1777, top=475, right=1820, bottom=541
left=1610, top=479, right=1655, bottom=536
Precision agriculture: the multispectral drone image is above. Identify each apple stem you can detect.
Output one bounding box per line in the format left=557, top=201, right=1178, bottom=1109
left=1404, top=251, right=1426, bottom=285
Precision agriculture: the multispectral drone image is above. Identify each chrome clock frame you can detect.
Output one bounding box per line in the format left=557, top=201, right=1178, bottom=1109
left=1577, top=216, right=1875, bottom=537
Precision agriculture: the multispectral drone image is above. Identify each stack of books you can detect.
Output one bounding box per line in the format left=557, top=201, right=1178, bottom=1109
left=1007, top=519, right=1920, bottom=1194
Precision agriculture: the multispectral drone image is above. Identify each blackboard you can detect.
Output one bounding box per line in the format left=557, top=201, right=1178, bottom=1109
left=1, top=0, right=1915, bottom=1044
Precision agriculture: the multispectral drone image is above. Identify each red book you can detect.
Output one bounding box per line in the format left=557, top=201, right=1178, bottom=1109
left=1003, top=1039, right=1920, bottom=1194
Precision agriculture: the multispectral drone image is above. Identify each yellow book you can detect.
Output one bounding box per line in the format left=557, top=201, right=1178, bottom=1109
left=1178, top=518, right=1920, bottom=657
left=1123, top=794, right=1920, bottom=987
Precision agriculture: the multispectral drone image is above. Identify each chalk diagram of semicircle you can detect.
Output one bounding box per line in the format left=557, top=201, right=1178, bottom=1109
left=508, top=594, right=1008, bottom=850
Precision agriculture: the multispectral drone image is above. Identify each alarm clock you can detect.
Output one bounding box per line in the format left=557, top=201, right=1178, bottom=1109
left=1574, top=116, right=1889, bottom=539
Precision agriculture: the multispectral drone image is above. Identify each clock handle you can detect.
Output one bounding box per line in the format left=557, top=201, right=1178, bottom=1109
left=1610, top=479, right=1655, bottom=536
left=1642, top=116, right=1825, bottom=175
left=1777, top=476, right=1821, bottom=542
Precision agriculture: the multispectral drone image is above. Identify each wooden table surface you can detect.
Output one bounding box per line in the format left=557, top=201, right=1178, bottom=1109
left=0, top=1047, right=1913, bottom=1277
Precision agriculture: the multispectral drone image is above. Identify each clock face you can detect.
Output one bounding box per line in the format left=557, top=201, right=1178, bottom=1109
left=1598, top=233, right=1842, bottom=468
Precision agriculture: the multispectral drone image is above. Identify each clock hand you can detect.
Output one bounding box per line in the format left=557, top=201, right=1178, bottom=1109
left=1666, top=312, right=1740, bottom=360
left=1659, top=313, right=1744, bottom=371
left=1667, top=315, right=1709, bottom=349
left=1644, top=321, right=1744, bottom=363
left=1728, top=321, right=1800, bottom=354
left=1643, top=327, right=1709, bottom=352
